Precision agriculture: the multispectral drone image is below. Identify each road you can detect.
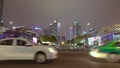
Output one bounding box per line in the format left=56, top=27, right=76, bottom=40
left=0, top=49, right=120, bottom=68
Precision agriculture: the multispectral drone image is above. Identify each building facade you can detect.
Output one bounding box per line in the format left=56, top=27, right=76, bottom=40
left=73, top=21, right=82, bottom=37
left=0, top=0, right=3, bottom=22
left=49, top=23, right=58, bottom=37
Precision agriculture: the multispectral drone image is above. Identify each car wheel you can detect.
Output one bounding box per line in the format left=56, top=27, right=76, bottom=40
left=106, top=53, right=119, bottom=63
left=34, top=53, right=46, bottom=63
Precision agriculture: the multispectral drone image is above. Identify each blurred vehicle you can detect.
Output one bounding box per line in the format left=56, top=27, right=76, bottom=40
left=41, top=43, right=49, bottom=46
left=89, top=40, right=120, bottom=62
left=0, top=38, right=58, bottom=63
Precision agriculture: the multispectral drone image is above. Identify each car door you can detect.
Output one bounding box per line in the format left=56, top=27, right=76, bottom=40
left=13, top=39, right=35, bottom=59
left=114, top=42, right=120, bottom=53
left=0, top=39, right=14, bottom=60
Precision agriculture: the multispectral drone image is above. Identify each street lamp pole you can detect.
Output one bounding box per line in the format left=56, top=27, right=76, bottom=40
left=9, top=21, right=15, bottom=37
left=87, top=22, right=90, bottom=33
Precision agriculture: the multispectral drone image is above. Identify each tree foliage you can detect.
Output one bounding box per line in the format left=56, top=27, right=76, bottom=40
left=39, top=35, right=57, bottom=42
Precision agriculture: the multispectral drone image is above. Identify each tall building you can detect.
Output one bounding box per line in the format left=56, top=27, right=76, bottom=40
left=0, top=0, right=3, bottom=22
left=73, top=21, right=82, bottom=37
left=0, top=0, right=5, bottom=34
left=48, top=20, right=62, bottom=42
left=69, top=26, right=73, bottom=40
left=49, top=23, right=58, bottom=37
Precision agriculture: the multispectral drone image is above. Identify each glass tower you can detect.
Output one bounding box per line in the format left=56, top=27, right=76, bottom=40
left=0, top=0, right=3, bottom=21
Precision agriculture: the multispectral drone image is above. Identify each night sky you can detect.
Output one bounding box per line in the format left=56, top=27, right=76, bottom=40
left=2, top=0, right=120, bottom=37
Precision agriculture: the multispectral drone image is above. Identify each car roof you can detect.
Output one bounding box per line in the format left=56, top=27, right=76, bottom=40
left=0, top=38, right=27, bottom=41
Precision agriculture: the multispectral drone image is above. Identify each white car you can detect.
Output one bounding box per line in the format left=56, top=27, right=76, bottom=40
left=0, top=38, right=58, bottom=63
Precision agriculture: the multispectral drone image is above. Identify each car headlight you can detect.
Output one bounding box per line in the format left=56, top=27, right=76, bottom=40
left=89, top=49, right=107, bottom=58
left=48, top=47, right=56, bottom=53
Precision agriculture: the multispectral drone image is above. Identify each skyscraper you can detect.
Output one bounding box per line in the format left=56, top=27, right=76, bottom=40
left=48, top=20, right=62, bottom=42
left=49, top=23, right=58, bottom=37
left=73, top=21, right=82, bottom=37
left=0, top=0, right=3, bottom=22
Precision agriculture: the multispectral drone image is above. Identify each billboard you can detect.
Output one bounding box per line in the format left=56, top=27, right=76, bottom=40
left=88, top=36, right=101, bottom=46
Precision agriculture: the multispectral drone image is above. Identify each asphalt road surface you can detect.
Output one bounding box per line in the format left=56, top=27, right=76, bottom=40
left=0, top=50, right=120, bottom=68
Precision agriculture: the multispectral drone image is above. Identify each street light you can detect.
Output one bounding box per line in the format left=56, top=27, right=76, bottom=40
left=0, top=20, right=4, bottom=23
left=9, top=21, right=15, bottom=37
left=87, top=22, right=90, bottom=26
left=87, top=22, right=90, bottom=33
left=9, top=21, right=13, bottom=25
left=82, top=31, right=87, bottom=35
left=34, top=26, right=43, bottom=35
left=53, top=20, right=57, bottom=23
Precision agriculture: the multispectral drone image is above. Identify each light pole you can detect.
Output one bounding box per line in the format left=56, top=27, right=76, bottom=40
left=9, top=21, right=15, bottom=37
left=87, top=22, right=90, bottom=33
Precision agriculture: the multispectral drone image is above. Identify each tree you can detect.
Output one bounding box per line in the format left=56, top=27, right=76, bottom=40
left=72, top=35, right=82, bottom=44
left=51, top=36, right=57, bottom=42
left=38, top=35, right=57, bottom=43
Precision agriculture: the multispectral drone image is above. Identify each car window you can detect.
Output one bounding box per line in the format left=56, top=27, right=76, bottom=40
left=0, top=39, right=13, bottom=45
left=114, top=42, right=120, bottom=47
left=17, top=40, right=27, bottom=46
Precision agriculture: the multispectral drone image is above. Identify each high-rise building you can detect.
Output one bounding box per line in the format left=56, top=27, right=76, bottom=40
left=49, top=23, right=58, bottom=37
left=73, top=21, right=82, bottom=37
left=0, top=0, right=3, bottom=22
left=48, top=20, right=61, bottom=37
left=69, top=26, right=73, bottom=40
left=0, top=0, right=5, bottom=34
left=48, top=19, right=62, bottom=43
